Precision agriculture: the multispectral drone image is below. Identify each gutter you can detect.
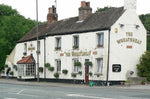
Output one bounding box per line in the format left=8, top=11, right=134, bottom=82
left=106, top=28, right=111, bottom=86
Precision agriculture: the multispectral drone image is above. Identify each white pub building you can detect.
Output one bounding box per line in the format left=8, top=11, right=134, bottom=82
left=4, top=0, right=146, bottom=85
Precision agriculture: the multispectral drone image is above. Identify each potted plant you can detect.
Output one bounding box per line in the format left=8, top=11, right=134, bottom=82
left=44, top=63, right=50, bottom=68
left=38, top=67, right=43, bottom=73
left=48, top=66, right=54, bottom=72
left=74, top=61, right=82, bottom=67
left=141, top=79, right=146, bottom=85
left=62, top=69, right=68, bottom=75
left=73, top=45, right=79, bottom=49
left=84, top=61, right=93, bottom=66
left=54, top=72, right=59, bottom=78
left=9, top=71, right=14, bottom=76
left=89, top=71, right=93, bottom=76
left=78, top=71, right=82, bottom=75
left=125, top=79, right=130, bottom=86
left=71, top=73, right=77, bottom=78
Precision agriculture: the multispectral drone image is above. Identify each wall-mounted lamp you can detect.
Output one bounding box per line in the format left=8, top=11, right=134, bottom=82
left=135, top=25, right=140, bottom=29
left=119, top=24, right=124, bottom=28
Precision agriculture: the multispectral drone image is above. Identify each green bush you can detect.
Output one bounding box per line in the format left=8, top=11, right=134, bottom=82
left=62, top=69, right=68, bottom=74
left=4, top=65, right=8, bottom=68
left=54, top=72, right=59, bottom=78
left=137, top=51, right=150, bottom=81
left=71, top=73, right=77, bottom=78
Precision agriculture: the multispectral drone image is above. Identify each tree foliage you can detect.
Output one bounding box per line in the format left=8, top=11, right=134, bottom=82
left=139, top=14, right=150, bottom=51
left=0, top=4, right=36, bottom=71
left=137, top=51, right=150, bottom=81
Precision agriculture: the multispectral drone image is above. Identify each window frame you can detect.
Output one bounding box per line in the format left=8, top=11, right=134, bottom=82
left=73, top=35, right=79, bottom=49
left=55, top=37, right=61, bottom=50
left=56, top=59, right=61, bottom=73
left=96, top=58, right=103, bottom=74
left=97, top=33, right=104, bottom=48
left=73, top=59, right=79, bottom=73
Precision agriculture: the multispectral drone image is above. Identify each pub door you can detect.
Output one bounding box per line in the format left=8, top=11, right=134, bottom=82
left=85, top=59, right=89, bottom=83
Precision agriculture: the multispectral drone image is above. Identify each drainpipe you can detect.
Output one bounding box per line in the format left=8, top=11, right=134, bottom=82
left=44, top=34, right=46, bottom=79
left=106, top=28, right=111, bottom=86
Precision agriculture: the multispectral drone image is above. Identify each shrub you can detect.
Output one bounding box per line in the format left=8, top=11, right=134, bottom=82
left=84, top=61, right=93, bottom=66
left=38, top=67, right=43, bottom=73
left=44, top=63, right=50, bottom=68
left=54, top=72, right=59, bottom=78
left=48, top=67, right=54, bottom=71
left=62, top=69, right=68, bottom=74
left=137, top=51, right=150, bottom=81
left=71, top=73, right=77, bottom=78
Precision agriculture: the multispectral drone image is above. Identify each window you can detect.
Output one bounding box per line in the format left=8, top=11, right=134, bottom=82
left=97, top=33, right=104, bottom=47
left=37, top=41, right=40, bottom=51
left=97, top=58, right=103, bottom=73
left=56, top=60, right=61, bottom=72
left=73, top=36, right=79, bottom=49
left=55, top=37, right=61, bottom=50
left=73, top=59, right=79, bottom=73
left=18, top=64, right=35, bottom=76
left=23, top=43, right=27, bottom=55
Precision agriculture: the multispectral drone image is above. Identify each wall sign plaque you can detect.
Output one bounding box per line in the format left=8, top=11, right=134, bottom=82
left=112, top=64, right=121, bottom=72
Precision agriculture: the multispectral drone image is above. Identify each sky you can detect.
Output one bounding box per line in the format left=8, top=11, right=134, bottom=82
left=0, top=0, right=150, bottom=22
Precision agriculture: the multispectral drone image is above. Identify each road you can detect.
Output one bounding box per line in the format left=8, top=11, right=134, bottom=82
left=0, top=83, right=150, bottom=99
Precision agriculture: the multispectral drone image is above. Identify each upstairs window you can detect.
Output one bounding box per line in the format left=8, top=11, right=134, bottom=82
left=55, top=37, right=61, bottom=50
left=23, top=43, right=27, bottom=55
left=56, top=59, right=61, bottom=72
left=97, top=33, right=104, bottom=47
left=73, top=36, right=79, bottom=49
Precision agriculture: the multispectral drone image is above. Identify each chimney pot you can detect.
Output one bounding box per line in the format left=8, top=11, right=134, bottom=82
left=79, top=1, right=92, bottom=21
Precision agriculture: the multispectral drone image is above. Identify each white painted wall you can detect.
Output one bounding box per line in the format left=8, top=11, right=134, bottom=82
left=109, top=9, right=146, bottom=81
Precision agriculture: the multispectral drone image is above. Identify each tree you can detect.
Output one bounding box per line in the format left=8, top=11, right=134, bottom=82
left=139, top=14, right=150, bottom=51
left=0, top=4, right=36, bottom=72
left=137, top=51, right=150, bottom=81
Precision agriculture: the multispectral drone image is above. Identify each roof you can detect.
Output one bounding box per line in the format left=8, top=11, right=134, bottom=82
left=17, top=7, right=125, bottom=43
left=17, top=54, right=35, bottom=64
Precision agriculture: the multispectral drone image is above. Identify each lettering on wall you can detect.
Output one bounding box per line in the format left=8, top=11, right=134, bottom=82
left=28, top=44, right=35, bottom=52
left=116, top=32, right=142, bottom=45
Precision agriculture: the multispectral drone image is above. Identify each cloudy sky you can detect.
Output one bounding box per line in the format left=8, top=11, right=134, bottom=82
left=0, top=0, right=150, bottom=22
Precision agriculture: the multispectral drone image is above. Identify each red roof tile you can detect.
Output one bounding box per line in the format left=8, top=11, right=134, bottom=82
left=17, top=54, right=35, bottom=64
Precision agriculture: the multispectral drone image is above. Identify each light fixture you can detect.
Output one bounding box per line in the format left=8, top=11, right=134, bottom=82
left=135, top=25, right=140, bottom=29
left=119, top=23, right=124, bottom=28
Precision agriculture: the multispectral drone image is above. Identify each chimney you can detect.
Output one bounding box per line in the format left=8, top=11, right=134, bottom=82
left=79, top=1, right=92, bottom=21
left=47, top=5, right=58, bottom=24
left=124, top=0, right=136, bottom=10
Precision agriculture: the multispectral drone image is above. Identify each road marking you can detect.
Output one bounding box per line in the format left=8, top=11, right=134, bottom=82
left=4, top=98, right=17, bottom=99
left=16, top=89, right=24, bottom=94
left=9, top=92, right=38, bottom=98
left=67, top=94, right=115, bottom=99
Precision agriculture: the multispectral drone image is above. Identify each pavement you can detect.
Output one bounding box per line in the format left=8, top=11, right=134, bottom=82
left=0, top=77, right=150, bottom=90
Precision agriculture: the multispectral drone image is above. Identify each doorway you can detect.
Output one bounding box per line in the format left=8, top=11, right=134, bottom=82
left=85, top=59, right=89, bottom=83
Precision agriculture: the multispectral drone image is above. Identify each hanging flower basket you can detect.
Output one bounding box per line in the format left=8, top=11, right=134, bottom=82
left=62, top=69, right=68, bottom=75
left=74, top=61, right=82, bottom=67
left=54, top=72, right=59, bottom=78
left=84, top=61, right=93, bottom=66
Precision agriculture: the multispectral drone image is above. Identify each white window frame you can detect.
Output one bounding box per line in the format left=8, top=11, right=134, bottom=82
left=56, top=59, right=61, bottom=73
left=97, top=33, right=104, bottom=47
left=73, top=35, right=79, bottom=47
left=24, top=43, right=27, bottom=53
left=96, top=58, right=103, bottom=74
left=73, top=59, right=79, bottom=73
left=55, top=37, right=61, bottom=50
